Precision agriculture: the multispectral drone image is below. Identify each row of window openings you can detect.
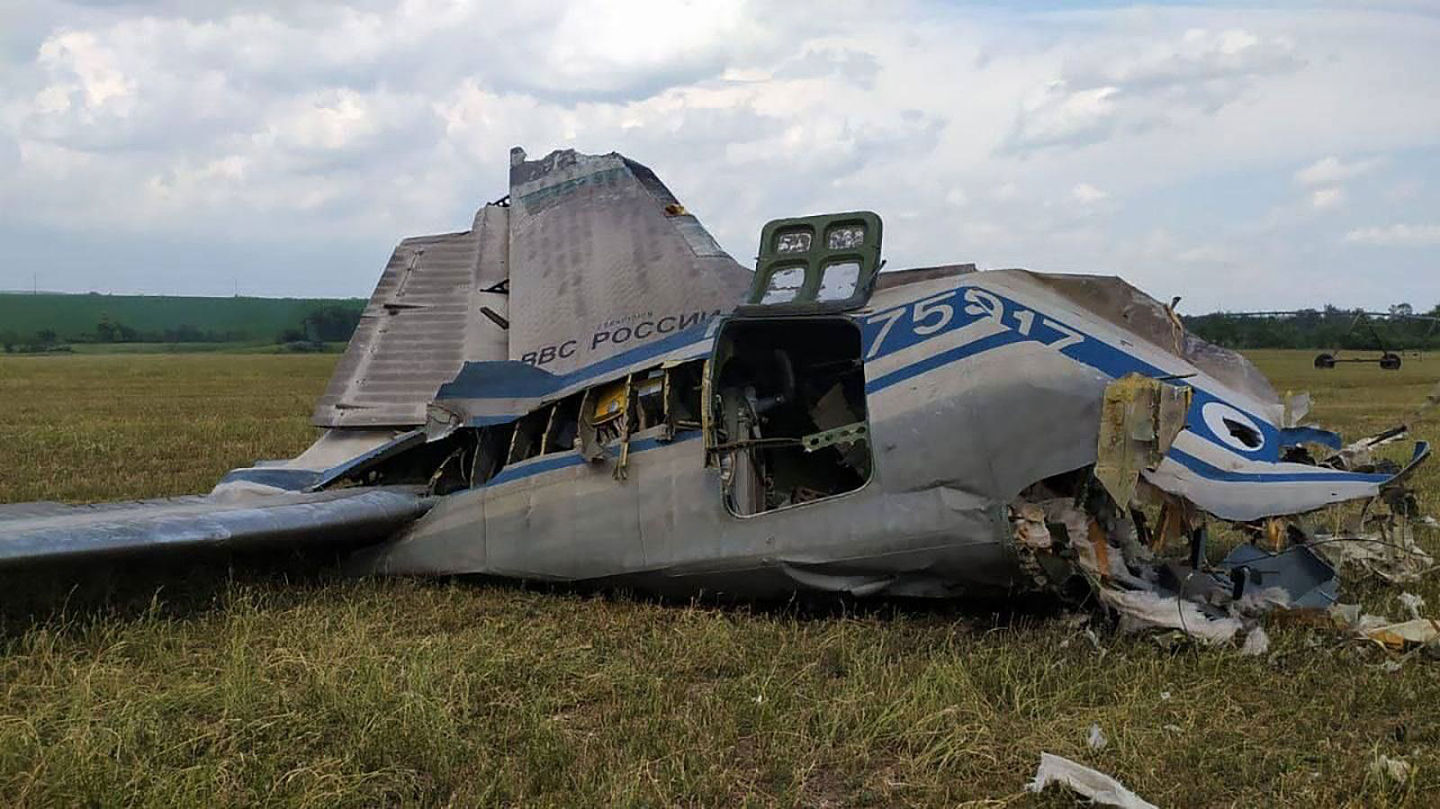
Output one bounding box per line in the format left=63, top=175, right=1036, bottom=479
left=498, top=360, right=706, bottom=468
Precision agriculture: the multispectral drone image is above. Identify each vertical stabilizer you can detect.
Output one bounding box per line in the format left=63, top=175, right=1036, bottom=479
left=506, top=148, right=751, bottom=374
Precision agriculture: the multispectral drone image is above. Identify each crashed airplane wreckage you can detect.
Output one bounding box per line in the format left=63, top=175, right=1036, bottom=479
left=0, top=147, right=1431, bottom=643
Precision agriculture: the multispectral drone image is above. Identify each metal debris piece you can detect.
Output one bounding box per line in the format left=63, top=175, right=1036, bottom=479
left=1099, top=587, right=1243, bottom=645
left=1282, top=391, right=1312, bottom=428
left=1027, top=753, right=1159, bottom=809
left=1241, top=625, right=1270, bottom=656
left=1363, top=618, right=1440, bottom=650
left=1312, top=522, right=1434, bottom=584
left=1331, top=604, right=1440, bottom=649
left=1095, top=374, right=1191, bottom=511
left=1400, top=591, right=1426, bottom=620
left=1326, top=426, right=1408, bottom=471
left=1221, top=542, right=1339, bottom=610
left=1371, top=754, right=1413, bottom=785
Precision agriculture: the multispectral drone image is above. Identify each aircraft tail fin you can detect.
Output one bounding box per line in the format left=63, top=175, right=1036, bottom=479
left=314, top=147, right=750, bottom=428
left=505, top=147, right=751, bottom=375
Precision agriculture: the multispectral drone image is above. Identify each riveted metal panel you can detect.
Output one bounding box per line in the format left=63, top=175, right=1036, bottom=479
left=506, top=149, right=751, bottom=375
left=312, top=206, right=512, bottom=427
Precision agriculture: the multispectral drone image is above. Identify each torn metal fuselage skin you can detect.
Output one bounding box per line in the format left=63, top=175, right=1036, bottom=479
left=0, top=146, right=1426, bottom=608
left=354, top=268, right=1424, bottom=601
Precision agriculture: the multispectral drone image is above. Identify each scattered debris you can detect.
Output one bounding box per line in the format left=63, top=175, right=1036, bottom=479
left=1087, top=723, right=1108, bottom=751
left=1027, top=753, right=1159, bottom=809
left=1241, top=625, right=1270, bottom=656
left=1083, top=628, right=1108, bottom=658
left=1332, top=604, right=1440, bottom=650
left=1094, top=374, right=1190, bottom=514
left=1371, top=753, right=1413, bottom=785
left=1099, top=587, right=1243, bottom=645
left=1326, top=427, right=1408, bottom=471
left=1399, top=591, right=1426, bottom=621
left=1007, top=370, right=1437, bottom=655
left=1313, top=521, right=1434, bottom=584
left=1364, top=618, right=1440, bottom=650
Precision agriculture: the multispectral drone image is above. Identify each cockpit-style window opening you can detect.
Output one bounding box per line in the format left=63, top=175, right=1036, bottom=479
left=825, top=222, right=866, bottom=250
left=508, top=406, right=551, bottom=464
left=816, top=260, right=861, bottom=302
left=709, top=317, right=872, bottom=516
left=759, top=265, right=806, bottom=304
left=774, top=226, right=813, bottom=255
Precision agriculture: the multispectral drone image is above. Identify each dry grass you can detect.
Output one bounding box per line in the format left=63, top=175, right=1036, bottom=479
left=0, top=355, right=331, bottom=503
left=0, top=351, right=1438, bottom=807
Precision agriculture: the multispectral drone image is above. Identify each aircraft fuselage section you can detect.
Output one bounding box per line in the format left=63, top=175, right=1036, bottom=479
left=355, top=267, right=1303, bottom=596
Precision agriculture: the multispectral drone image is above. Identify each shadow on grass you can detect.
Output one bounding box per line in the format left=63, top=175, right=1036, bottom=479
left=0, top=546, right=353, bottom=635
left=0, top=545, right=1081, bottom=640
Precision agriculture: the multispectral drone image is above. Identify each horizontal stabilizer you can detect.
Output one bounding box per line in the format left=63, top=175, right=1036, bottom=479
left=0, top=488, right=432, bottom=567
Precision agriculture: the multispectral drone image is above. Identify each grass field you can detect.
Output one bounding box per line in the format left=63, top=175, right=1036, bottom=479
left=1, top=351, right=1438, bottom=807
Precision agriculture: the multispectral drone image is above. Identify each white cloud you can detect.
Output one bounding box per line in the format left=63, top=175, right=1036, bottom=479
left=1344, top=224, right=1440, bottom=246
left=541, top=0, right=753, bottom=93
left=1310, top=186, right=1344, bottom=209
left=1295, top=155, right=1381, bottom=186
left=1009, top=26, right=1301, bottom=150
left=1015, top=82, right=1120, bottom=147
left=0, top=2, right=1438, bottom=308
left=1176, top=244, right=1234, bottom=264
left=36, top=30, right=137, bottom=112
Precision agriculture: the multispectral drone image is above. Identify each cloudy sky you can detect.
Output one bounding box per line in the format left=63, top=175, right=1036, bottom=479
left=2, top=0, right=1438, bottom=312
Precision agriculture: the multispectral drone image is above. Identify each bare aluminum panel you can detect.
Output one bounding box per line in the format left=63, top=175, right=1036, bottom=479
left=506, top=148, right=752, bottom=375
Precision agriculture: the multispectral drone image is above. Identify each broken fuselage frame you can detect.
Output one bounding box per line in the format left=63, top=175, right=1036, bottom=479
left=344, top=260, right=1426, bottom=602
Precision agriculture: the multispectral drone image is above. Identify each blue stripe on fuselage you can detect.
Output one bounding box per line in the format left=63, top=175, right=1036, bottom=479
left=864, top=330, right=1026, bottom=393
left=1166, top=447, right=1389, bottom=484
left=431, top=278, right=1373, bottom=492
left=436, top=325, right=713, bottom=404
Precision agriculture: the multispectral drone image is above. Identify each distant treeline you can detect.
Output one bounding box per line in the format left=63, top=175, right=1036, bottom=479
left=0, top=293, right=364, bottom=352
left=1185, top=304, right=1440, bottom=351
left=6, top=292, right=1437, bottom=354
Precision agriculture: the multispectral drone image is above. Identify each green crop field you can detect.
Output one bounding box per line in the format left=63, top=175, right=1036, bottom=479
left=0, top=293, right=364, bottom=347
left=0, top=351, right=1438, bottom=807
